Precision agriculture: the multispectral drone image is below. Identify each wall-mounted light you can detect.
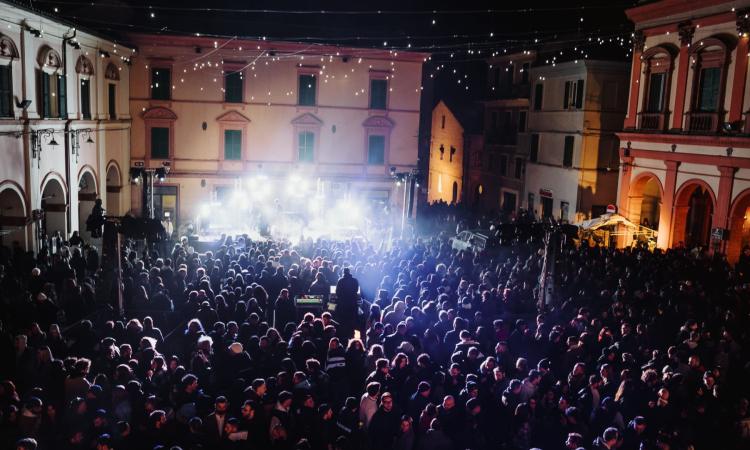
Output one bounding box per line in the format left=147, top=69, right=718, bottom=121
left=99, top=50, right=110, bottom=58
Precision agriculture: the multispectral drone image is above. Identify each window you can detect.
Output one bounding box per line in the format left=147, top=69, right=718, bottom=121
left=41, top=72, right=66, bottom=119
left=224, top=129, right=242, bottom=160
left=367, top=135, right=385, bottom=165
left=0, top=65, right=11, bottom=118
left=563, top=136, right=574, bottom=167
left=518, top=111, right=527, bottom=132
left=449, top=146, right=456, bottom=162
left=521, top=63, right=530, bottom=84
left=151, top=127, right=170, bottom=159
left=491, top=112, right=498, bottom=129
left=225, top=71, right=243, bottom=103
left=151, top=68, right=170, bottom=100
left=515, top=158, right=524, bottom=179
left=298, top=74, right=316, bottom=106
left=80, top=79, right=91, bottom=120
left=534, top=83, right=543, bottom=110
left=528, top=192, right=535, bottom=210
left=696, top=67, right=721, bottom=112
left=298, top=131, right=314, bottom=163
left=646, top=73, right=665, bottom=112
left=564, top=80, right=584, bottom=110
left=370, top=78, right=387, bottom=109
left=108, top=84, right=117, bottom=119
left=499, top=155, right=508, bottom=176
left=561, top=201, right=570, bottom=221
left=503, top=192, right=516, bottom=213
left=529, top=134, right=539, bottom=162
left=439, top=144, right=444, bottom=160
left=441, top=115, right=446, bottom=129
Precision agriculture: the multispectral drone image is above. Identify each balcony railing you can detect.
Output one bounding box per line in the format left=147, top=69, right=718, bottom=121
left=685, top=111, right=723, bottom=133
left=638, top=112, right=669, bottom=131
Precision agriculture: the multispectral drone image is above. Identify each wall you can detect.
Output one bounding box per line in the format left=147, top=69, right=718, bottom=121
left=428, top=101, right=464, bottom=204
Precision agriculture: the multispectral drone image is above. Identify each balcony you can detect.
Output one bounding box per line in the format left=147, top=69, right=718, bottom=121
left=638, top=111, right=669, bottom=131
left=685, top=111, right=723, bottom=133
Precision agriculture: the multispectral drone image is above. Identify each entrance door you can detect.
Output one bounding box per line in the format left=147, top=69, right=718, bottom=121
left=541, top=196, right=553, bottom=219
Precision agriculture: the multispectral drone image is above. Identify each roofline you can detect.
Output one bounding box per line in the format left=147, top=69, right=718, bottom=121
left=625, top=0, right=740, bottom=25
left=1, top=0, right=135, bottom=50
left=127, top=33, right=431, bottom=63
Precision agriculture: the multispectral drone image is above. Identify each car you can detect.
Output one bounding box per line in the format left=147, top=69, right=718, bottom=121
left=452, top=229, right=496, bottom=252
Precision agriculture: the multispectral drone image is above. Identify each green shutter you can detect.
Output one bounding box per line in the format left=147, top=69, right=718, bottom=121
left=563, top=136, right=574, bottom=167
left=368, top=135, right=385, bottom=165
left=41, top=72, right=50, bottom=118
left=298, top=74, right=316, bottom=106
left=0, top=66, right=11, bottom=117
left=370, top=79, right=387, bottom=109
left=224, top=129, right=242, bottom=160
left=225, top=71, right=243, bottom=103
left=58, top=74, right=67, bottom=118
left=151, top=127, right=169, bottom=159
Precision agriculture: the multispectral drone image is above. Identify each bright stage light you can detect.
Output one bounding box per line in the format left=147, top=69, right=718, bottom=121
left=198, top=203, right=211, bottom=217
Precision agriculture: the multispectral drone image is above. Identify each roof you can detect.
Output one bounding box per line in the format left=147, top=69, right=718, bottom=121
left=434, top=98, right=484, bottom=134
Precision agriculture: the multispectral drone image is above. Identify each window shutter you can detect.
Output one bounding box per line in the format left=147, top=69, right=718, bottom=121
left=575, top=79, right=584, bottom=109
left=370, top=79, right=387, bottom=109
left=0, top=66, right=11, bottom=117
left=80, top=79, right=91, bottom=119
left=534, top=84, right=543, bottom=110
left=151, top=127, right=169, bottom=159
left=563, top=136, right=574, bottom=167
left=368, top=135, right=385, bottom=165
left=41, top=72, right=50, bottom=118
left=58, top=74, right=67, bottom=118
left=563, top=81, right=570, bottom=109
left=224, top=130, right=241, bottom=160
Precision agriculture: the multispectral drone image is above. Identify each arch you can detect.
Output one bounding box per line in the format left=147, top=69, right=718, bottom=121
left=0, top=180, right=27, bottom=215
left=642, top=43, right=679, bottom=61
left=672, top=179, right=716, bottom=248
left=689, top=35, right=736, bottom=56
left=0, top=181, right=28, bottom=248
left=0, top=34, right=19, bottom=59
left=40, top=175, right=67, bottom=238
left=106, top=162, right=122, bottom=217
left=77, top=165, right=99, bottom=195
left=75, top=55, right=95, bottom=76
left=37, top=45, right=62, bottom=71
left=362, top=115, right=394, bottom=129
left=627, top=172, right=664, bottom=230
left=40, top=171, right=68, bottom=202
left=727, top=188, right=750, bottom=263
left=105, top=62, right=119, bottom=80
left=106, top=160, right=122, bottom=186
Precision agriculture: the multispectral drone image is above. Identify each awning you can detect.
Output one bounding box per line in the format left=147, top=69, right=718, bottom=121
left=576, top=213, right=639, bottom=230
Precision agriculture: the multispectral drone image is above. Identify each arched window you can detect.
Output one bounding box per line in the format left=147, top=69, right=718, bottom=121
left=37, top=46, right=65, bottom=119
left=639, top=45, right=677, bottom=131
left=105, top=63, right=120, bottom=120
left=686, top=36, right=735, bottom=132
left=76, top=56, right=94, bottom=120
left=0, top=34, right=19, bottom=118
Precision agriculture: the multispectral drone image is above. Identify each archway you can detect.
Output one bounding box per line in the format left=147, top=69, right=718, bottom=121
left=41, top=177, right=66, bottom=240
left=628, top=173, right=662, bottom=230
left=0, top=184, right=27, bottom=249
left=78, top=170, right=98, bottom=241
left=672, top=181, right=715, bottom=248
left=727, top=189, right=750, bottom=263
left=106, top=164, right=122, bottom=216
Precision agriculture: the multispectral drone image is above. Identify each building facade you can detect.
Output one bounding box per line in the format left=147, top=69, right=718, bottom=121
left=526, top=60, right=628, bottom=222
left=617, top=0, right=750, bottom=261
left=464, top=51, right=534, bottom=215
left=0, top=1, right=132, bottom=251
left=427, top=100, right=464, bottom=204
left=127, top=34, right=427, bottom=233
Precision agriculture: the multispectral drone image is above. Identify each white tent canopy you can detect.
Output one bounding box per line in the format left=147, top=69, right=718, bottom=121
left=576, top=213, right=639, bottom=230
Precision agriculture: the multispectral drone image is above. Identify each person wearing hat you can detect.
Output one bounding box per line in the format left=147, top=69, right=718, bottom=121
left=408, top=381, right=432, bottom=422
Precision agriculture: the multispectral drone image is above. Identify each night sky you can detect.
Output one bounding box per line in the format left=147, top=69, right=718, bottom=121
left=23, top=0, right=639, bottom=105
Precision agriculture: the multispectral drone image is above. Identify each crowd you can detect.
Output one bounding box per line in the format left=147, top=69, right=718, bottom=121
left=0, top=221, right=750, bottom=450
